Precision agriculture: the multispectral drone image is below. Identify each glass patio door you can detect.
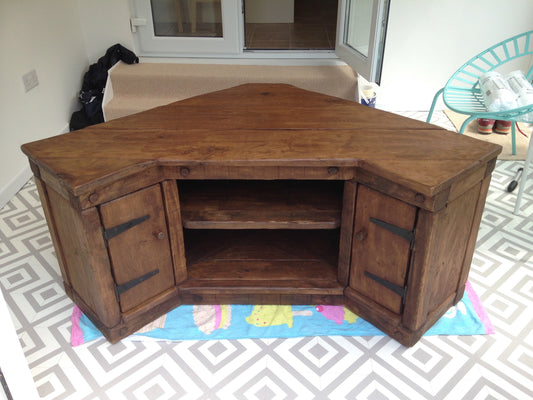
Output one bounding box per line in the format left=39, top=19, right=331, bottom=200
left=130, top=0, right=241, bottom=56
left=335, top=0, right=389, bottom=83
left=130, top=0, right=389, bottom=80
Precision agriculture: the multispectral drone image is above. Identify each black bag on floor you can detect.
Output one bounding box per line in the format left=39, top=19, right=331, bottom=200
left=69, top=44, right=139, bottom=131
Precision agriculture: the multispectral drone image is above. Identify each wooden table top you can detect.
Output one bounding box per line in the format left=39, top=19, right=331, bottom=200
left=22, top=83, right=501, bottom=198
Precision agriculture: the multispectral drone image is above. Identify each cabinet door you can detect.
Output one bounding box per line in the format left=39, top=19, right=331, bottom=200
left=350, top=185, right=417, bottom=314
left=99, top=185, right=175, bottom=312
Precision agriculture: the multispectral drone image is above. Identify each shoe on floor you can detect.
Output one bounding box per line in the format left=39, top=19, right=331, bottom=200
left=494, top=120, right=511, bottom=134
left=477, top=118, right=495, bottom=134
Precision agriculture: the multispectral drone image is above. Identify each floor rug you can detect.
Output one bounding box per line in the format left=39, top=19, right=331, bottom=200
left=444, top=109, right=530, bottom=160
left=71, top=281, right=494, bottom=346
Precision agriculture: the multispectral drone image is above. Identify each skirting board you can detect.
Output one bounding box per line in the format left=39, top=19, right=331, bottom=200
left=0, top=165, right=33, bottom=210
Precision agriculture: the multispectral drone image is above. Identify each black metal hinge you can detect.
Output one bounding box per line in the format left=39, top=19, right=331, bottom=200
left=364, top=271, right=406, bottom=302
left=103, top=214, right=150, bottom=243
left=370, top=217, right=415, bottom=249
left=114, top=269, right=159, bottom=303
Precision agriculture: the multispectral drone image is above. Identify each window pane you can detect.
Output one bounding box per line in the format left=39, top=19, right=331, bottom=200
left=151, top=0, right=223, bottom=37
left=344, top=0, right=372, bottom=57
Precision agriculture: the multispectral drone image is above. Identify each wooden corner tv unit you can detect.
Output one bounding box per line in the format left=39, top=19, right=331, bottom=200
left=21, top=84, right=501, bottom=346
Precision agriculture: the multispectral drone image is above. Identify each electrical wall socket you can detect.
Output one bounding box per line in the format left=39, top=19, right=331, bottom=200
left=22, top=69, right=39, bottom=92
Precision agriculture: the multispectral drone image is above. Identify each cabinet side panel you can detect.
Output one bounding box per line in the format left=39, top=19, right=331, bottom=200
left=454, top=174, right=492, bottom=303
left=46, top=187, right=121, bottom=327
left=34, top=177, right=71, bottom=287
left=403, top=182, right=481, bottom=331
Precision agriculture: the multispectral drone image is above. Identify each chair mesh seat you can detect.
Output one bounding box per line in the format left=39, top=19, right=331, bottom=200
left=442, top=30, right=533, bottom=121
left=427, top=30, right=533, bottom=156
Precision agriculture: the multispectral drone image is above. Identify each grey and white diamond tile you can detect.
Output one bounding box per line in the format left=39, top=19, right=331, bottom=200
left=217, top=364, right=305, bottom=400
left=172, top=339, right=267, bottom=384
left=102, top=355, right=202, bottom=400
left=332, top=365, right=418, bottom=400
left=373, top=339, right=469, bottom=397
left=441, top=334, right=493, bottom=356
left=23, top=307, right=72, bottom=366
left=74, top=341, right=167, bottom=386
left=269, top=336, right=362, bottom=390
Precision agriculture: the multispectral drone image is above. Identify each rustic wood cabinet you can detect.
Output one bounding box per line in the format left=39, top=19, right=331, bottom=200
left=22, top=84, right=501, bottom=346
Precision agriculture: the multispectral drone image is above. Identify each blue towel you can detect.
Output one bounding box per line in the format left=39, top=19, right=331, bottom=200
left=71, top=281, right=493, bottom=346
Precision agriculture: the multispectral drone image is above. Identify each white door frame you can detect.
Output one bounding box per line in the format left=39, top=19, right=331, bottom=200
left=131, top=0, right=242, bottom=57
left=130, top=0, right=389, bottom=76
left=335, top=0, right=389, bottom=83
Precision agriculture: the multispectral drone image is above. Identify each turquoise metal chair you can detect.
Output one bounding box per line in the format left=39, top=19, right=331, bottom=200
left=426, top=30, right=533, bottom=156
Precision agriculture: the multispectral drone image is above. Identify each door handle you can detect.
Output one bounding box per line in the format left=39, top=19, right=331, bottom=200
left=355, top=229, right=367, bottom=242
left=154, top=231, right=166, bottom=240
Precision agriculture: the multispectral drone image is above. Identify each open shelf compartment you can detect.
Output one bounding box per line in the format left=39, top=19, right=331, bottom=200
left=178, top=180, right=344, bottom=229
left=180, top=229, right=343, bottom=293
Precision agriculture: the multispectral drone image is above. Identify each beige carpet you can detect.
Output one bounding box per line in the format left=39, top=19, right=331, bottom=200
left=103, top=62, right=358, bottom=121
left=444, top=109, right=530, bottom=160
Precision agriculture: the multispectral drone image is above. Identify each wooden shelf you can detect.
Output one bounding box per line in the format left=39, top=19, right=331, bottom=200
left=179, top=180, right=343, bottom=229
left=183, top=229, right=340, bottom=284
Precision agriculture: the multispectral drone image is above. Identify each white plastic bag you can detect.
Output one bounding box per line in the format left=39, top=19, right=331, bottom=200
left=507, top=70, right=533, bottom=122
left=478, top=71, right=517, bottom=112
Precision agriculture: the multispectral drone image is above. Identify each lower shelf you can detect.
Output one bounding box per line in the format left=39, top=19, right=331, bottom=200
left=181, top=229, right=342, bottom=298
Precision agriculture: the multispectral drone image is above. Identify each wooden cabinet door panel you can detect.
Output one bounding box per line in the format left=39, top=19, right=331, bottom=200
left=99, top=185, right=174, bottom=312
left=350, top=185, right=417, bottom=314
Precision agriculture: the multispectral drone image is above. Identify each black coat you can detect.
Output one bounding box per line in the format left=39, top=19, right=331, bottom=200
left=70, top=44, right=139, bottom=131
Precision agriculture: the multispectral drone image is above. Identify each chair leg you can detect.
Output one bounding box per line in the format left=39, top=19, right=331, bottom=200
left=511, top=122, right=517, bottom=156
left=460, top=115, right=478, bottom=134
left=426, top=88, right=444, bottom=124
left=514, top=132, right=533, bottom=215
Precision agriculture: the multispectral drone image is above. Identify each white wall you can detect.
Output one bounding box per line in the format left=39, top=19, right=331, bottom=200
left=379, top=0, right=533, bottom=110
left=0, top=0, right=89, bottom=207
left=77, top=0, right=135, bottom=63
left=245, top=0, right=295, bottom=24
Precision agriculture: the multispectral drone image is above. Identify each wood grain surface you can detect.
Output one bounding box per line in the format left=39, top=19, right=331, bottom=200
left=21, top=84, right=501, bottom=201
